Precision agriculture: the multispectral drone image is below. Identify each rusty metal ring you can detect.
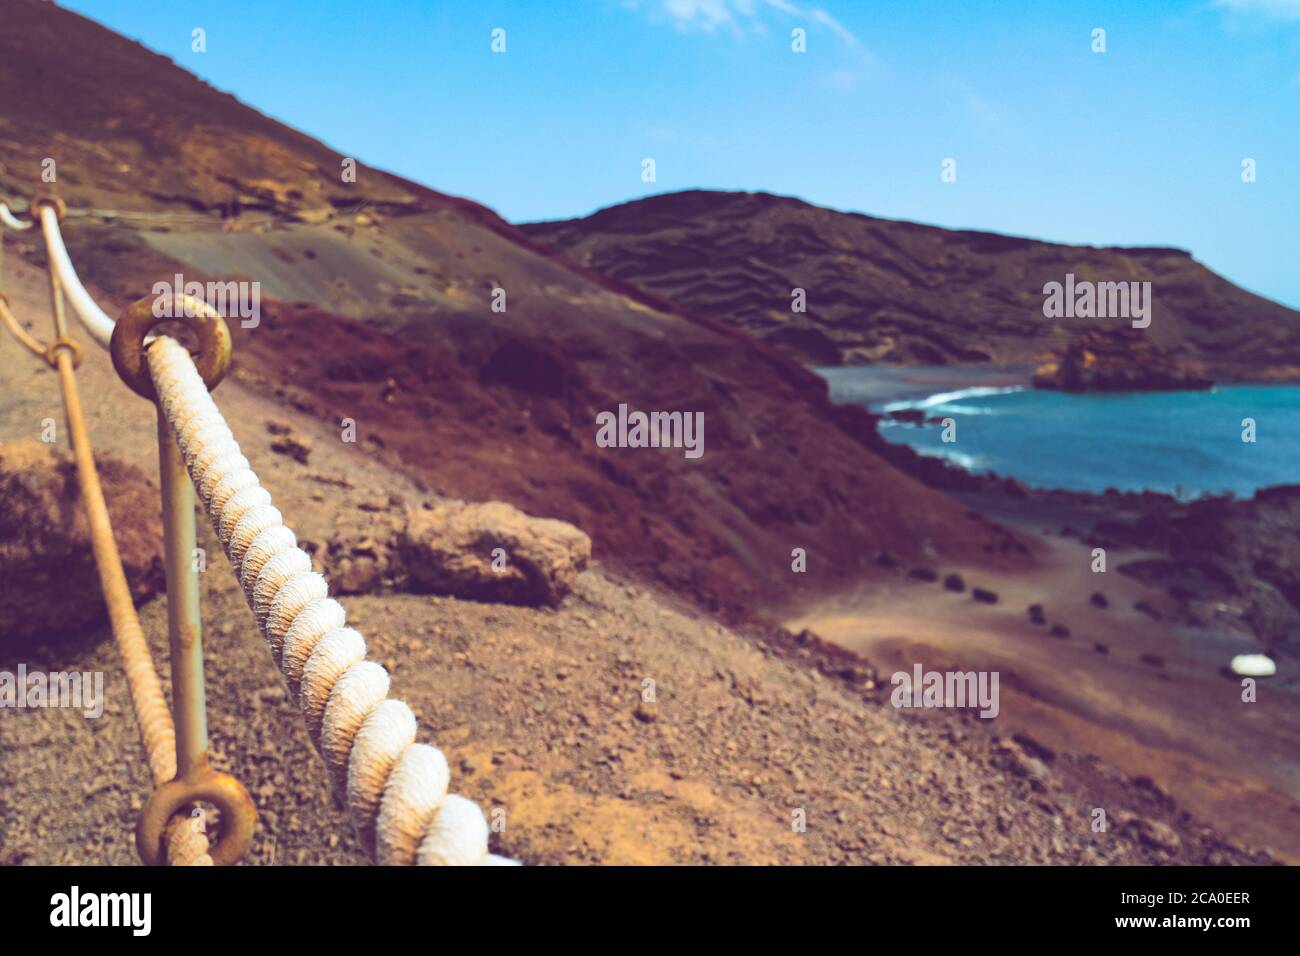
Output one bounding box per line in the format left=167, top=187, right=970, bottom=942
left=44, top=335, right=83, bottom=370
left=135, top=766, right=257, bottom=866
left=111, top=292, right=232, bottom=401
left=29, top=194, right=66, bottom=222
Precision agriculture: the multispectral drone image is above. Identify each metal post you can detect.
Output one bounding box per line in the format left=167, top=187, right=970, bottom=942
left=115, top=298, right=253, bottom=866
left=157, top=409, right=209, bottom=779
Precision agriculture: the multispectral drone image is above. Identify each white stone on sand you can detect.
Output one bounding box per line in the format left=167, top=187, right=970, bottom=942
left=1230, top=654, right=1276, bottom=678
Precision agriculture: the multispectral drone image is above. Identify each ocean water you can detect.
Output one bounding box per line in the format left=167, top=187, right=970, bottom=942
left=820, top=367, right=1300, bottom=498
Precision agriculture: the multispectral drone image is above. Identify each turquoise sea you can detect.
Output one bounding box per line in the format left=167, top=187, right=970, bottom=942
left=820, top=367, right=1300, bottom=499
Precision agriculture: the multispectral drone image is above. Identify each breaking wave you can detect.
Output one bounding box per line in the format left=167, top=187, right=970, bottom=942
left=879, top=386, right=1025, bottom=413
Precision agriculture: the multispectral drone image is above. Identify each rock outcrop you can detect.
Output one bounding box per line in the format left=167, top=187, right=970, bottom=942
left=398, top=502, right=590, bottom=608
left=0, top=440, right=164, bottom=644
left=1032, top=328, right=1212, bottom=392
left=319, top=498, right=591, bottom=607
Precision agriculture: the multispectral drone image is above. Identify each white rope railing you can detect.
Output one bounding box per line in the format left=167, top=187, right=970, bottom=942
left=3, top=199, right=117, bottom=347
left=3, top=200, right=269, bottom=349
left=4, top=196, right=518, bottom=864
left=0, top=202, right=34, bottom=231
left=147, top=336, right=516, bottom=865
left=34, top=203, right=115, bottom=348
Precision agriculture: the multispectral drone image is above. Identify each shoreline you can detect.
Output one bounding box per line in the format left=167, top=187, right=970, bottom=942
left=829, top=368, right=1300, bottom=659
left=820, top=361, right=1300, bottom=410
left=820, top=363, right=1300, bottom=504
left=817, top=363, right=1036, bottom=409
left=793, top=362, right=1300, bottom=858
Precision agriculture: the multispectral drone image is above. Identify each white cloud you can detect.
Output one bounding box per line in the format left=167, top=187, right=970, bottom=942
left=803, top=4, right=861, bottom=49
left=661, top=0, right=738, bottom=32
left=643, top=0, right=862, bottom=47
left=1213, top=0, right=1300, bottom=18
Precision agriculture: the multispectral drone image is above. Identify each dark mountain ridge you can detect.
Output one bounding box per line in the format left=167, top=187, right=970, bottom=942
left=523, top=189, right=1300, bottom=382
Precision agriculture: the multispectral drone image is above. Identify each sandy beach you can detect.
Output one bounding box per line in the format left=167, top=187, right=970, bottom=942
left=789, top=501, right=1300, bottom=862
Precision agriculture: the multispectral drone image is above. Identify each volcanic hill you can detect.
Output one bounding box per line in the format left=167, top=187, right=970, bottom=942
left=522, top=189, right=1300, bottom=382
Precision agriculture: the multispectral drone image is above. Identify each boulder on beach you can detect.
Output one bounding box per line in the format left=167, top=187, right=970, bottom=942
left=0, top=440, right=164, bottom=644
left=1230, top=654, right=1276, bottom=678
left=399, top=501, right=591, bottom=608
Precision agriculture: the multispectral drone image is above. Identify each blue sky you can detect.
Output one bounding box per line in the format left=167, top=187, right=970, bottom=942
left=61, top=0, right=1300, bottom=308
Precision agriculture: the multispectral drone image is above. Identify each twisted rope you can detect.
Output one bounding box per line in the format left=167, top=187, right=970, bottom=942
left=33, top=203, right=115, bottom=348
left=0, top=202, right=34, bottom=231
left=95, top=541, right=210, bottom=868
left=146, top=335, right=515, bottom=865
left=0, top=292, right=47, bottom=360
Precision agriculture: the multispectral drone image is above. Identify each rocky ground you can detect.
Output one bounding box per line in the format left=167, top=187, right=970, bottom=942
left=0, top=0, right=1291, bottom=867
left=0, top=256, right=1277, bottom=866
